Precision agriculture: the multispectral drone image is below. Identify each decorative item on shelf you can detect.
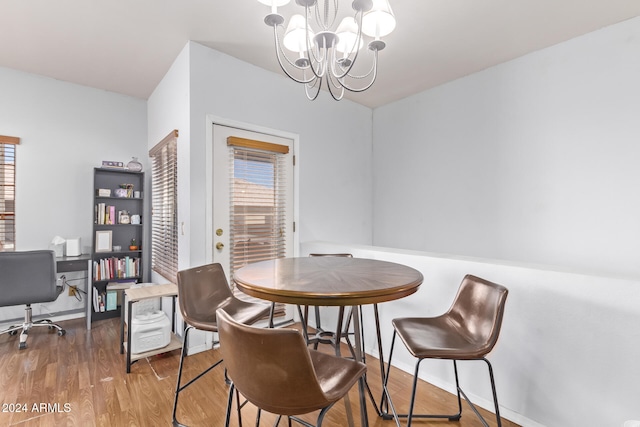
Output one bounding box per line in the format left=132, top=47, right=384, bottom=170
left=119, top=210, right=130, bottom=224
left=131, top=214, right=141, bottom=225
left=129, top=239, right=138, bottom=251
left=97, top=188, right=111, bottom=197
left=116, top=183, right=134, bottom=198
left=95, top=230, right=113, bottom=253
left=126, top=157, right=143, bottom=172
left=102, top=160, right=124, bottom=169
left=113, top=245, right=122, bottom=252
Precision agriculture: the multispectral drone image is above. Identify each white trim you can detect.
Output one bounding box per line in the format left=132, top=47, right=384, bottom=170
left=205, top=114, right=300, bottom=264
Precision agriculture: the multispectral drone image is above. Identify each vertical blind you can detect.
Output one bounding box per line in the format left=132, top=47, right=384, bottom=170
left=0, top=135, right=19, bottom=252
left=228, top=139, right=289, bottom=316
left=149, top=130, right=178, bottom=282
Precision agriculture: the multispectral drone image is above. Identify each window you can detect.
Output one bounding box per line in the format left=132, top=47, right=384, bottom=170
left=0, top=135, right=19, bottom=251
left=229, top=143, right=289, bottom=272
left=227, top=136, right=292, bottom=317
left=149, top=130, right=178, bottom=282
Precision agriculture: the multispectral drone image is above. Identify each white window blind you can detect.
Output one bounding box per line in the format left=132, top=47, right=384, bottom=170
left=228, top=138, right=289, bottom=316
left=149, top=130, right=178, bottom=282
left=0, top=135, right=19, bottom=252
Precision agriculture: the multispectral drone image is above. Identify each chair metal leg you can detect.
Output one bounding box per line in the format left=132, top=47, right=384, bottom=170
left=173, top=326, right=224, bottom=427
left=268, top=302, right=275, bottom=328
left=384, top=332, right=502, bottom=427
left=297, top=304, right=311, bottom=344
left=454, top=359, right=502, bottom=427
left=225, top=383, right=235, bottom=427
left=1, top=304, right=66, bottom=349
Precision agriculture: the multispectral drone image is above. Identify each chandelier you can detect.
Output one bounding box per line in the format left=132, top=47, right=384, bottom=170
left=257, top=0, right=396, bottom=101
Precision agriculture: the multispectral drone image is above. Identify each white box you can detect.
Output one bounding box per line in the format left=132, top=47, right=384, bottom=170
left=130, top=311, right=171, bottom=354
left=65, top=238, right=81, bottom=256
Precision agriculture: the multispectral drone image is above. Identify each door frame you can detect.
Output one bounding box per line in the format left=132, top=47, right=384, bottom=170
left=205, top=114, right=300, bottom=268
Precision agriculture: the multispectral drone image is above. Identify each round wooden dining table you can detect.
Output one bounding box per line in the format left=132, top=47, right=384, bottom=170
left=233, top=256, right=424, bottom=427
left=233, top=256, right=423, bottom=306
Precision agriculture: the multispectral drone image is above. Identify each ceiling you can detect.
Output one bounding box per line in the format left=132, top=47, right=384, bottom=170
left=1, top=0, right=640, bottom=108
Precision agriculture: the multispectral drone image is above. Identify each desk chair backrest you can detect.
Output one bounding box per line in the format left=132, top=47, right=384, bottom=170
left=0, top=250, right=57, bottom=307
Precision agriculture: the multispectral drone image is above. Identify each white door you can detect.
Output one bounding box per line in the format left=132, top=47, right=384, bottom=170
left=211, top=124, right=295, bottom=317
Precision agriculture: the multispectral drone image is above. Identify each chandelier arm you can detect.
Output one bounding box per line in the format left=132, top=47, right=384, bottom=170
left=304, top=76, right=323, bottom=101
left=272, top=25, right=317, bottom=84
left=330, top=10, right=365, bottom=80
left=326, top=72, right=345, bottom=101
left=339, top=49, right=377, bottom=80
left=337, top=50, right=379, bottom=93
left=304, top=5, right=326, bottom=78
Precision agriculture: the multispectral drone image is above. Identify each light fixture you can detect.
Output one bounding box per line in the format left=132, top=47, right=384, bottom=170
left=257, top=0, right=396, bottom=101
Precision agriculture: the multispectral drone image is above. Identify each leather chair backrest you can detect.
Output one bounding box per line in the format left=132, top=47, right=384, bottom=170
left=447, top=274, right=509, bottom=355
left=176, top=263, right=234, bottom=327
left=0, top=250, right=57, bottom=306
left=217, top=307, right=330, bottom=415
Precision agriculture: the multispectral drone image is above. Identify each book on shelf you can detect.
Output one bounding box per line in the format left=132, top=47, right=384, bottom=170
left=95, top=203, right=120, bottom=225
left=92, top=287, right=106, bottom=312
left=93, top=256, right=140, bottom=281
left=106, top=279, right=137, bottom=290
left=105, top=291, right=117, bottom=311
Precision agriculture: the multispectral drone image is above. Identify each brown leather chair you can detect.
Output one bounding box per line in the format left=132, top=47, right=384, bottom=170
left=383, top=274, right=508, bottom=427
left=217, top=307, right=368, bottom=427
left=172, top=263, right=274, bottom=427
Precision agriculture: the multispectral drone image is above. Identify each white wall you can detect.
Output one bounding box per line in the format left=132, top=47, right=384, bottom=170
left=303, top=241, right=640, bottom=427
left=372, top=17, right=640, bottom=279
left=0, top=66, right=147, bottom=320
left=148, top=41, right=374, bottom=271
left=147, top=44, right=191, bottom=283
left=146, top=42, right=374, bottom=352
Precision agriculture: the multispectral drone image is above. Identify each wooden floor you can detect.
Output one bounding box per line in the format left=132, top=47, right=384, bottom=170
left=0, top=317, right=519, bottom=427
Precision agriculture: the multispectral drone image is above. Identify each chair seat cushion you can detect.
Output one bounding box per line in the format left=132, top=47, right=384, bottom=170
left=392, top=316, right=490, bottom=360
left=185, top=297, right=271, bottom=332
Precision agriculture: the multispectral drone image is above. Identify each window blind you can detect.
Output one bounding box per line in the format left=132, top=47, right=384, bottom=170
left=228, top=144, right=288, bottom=317
left=149, top=130, right=178, bottom=282
left=0, top=135, right=19, bottom=252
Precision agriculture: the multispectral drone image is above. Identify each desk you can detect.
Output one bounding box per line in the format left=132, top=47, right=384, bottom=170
left=233, top=257, right=423, bottom=426
left=56, top=255, right=92, bottom=329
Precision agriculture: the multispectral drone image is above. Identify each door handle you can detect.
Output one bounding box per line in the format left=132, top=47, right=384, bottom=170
left=216, top=242, right=224, bottom=250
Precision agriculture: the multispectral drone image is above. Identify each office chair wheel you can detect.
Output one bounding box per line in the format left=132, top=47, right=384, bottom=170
left=19, top=342, right=27, bottom=350
left=9, top=330, right=18, bottom=336
left=58, top=329, right=66, bottom=336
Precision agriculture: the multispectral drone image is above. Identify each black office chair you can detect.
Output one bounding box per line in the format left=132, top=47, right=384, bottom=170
left=0, top=250, right=66, bottom=349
